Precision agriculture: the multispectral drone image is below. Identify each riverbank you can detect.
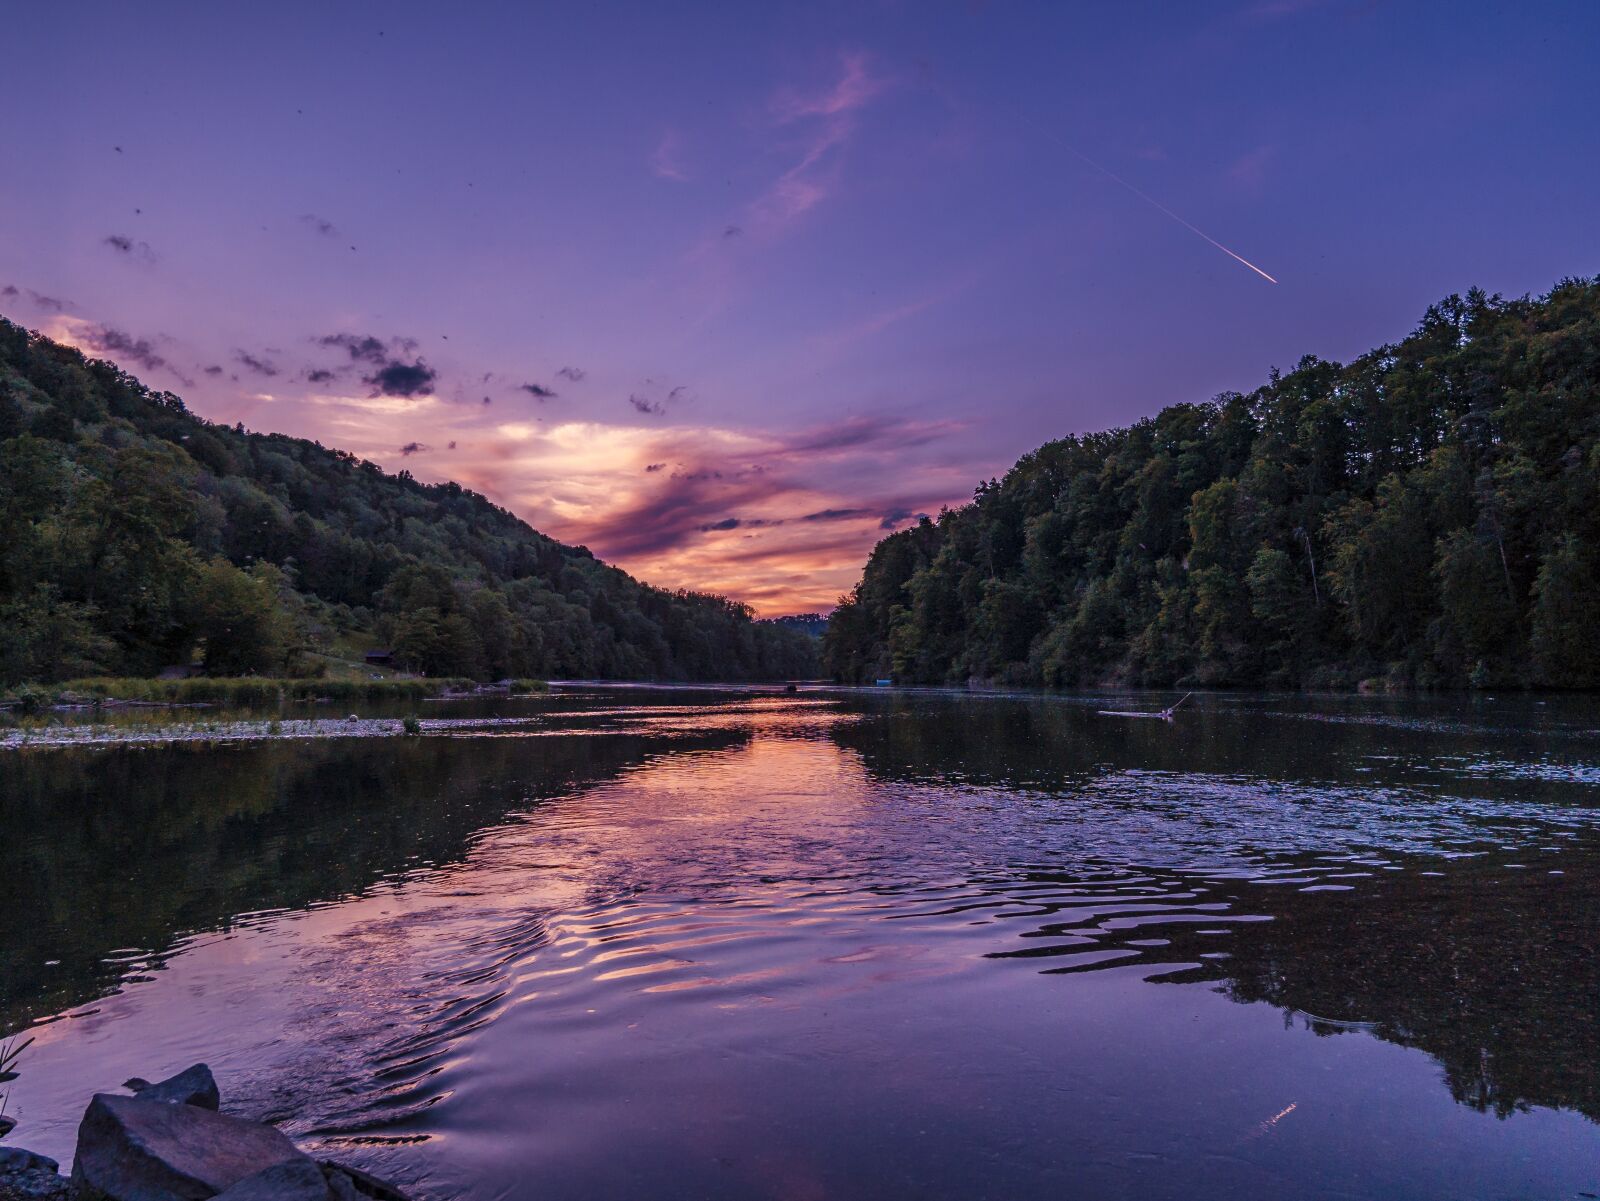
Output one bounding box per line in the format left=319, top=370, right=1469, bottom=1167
left=0, top=711, right=562, bottom=750
left=0, top=677, right=547, bottom=713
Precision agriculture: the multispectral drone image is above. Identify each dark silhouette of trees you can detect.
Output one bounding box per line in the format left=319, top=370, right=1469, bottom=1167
left=825, top=278, right=1600, bottom=690
left=0, top=318, right=815, bottom=685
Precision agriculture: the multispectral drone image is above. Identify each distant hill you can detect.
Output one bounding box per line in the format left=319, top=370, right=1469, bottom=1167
left=0, top=316, right=816, bottom=685
left=767, top=613, right=829, bottom=640
left=824, top=277, right=1600, bottom=690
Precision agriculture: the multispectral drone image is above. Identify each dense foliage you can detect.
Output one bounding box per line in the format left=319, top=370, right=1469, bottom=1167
left=825, top=278, right=1600, bottom=690
left=0, top=317, right=816, bottom=686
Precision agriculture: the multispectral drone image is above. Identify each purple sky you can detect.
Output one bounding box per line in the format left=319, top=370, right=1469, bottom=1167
left=3, top=1, right=1597, bottom=613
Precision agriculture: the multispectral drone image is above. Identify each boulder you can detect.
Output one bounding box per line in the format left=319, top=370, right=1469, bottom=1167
left=319, top=1161, right=409, bottom=1201
left=0, top=1150, right=56, bottom=1176
left=126, top=1064, right=220, bottom=1111
left=213, top=1159, right=332, bottom=1201
left=0, top=1147, right=70, bottom=1201
left=0, top=1169, right=73, bottom=1201
left=73, top=1093, right=310, bottom=1200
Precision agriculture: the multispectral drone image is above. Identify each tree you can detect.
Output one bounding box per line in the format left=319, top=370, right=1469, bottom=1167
left=1529, top=536, right=1600, bottom=688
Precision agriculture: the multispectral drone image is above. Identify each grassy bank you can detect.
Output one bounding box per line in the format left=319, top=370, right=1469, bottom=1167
left=0, top=676, right=547, bottom=711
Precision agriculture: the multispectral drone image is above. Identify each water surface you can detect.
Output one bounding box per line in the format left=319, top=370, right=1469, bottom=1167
left=3, top=688, right=1599, bottom=1199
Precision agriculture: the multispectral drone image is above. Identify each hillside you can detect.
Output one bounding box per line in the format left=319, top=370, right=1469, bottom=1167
left=0, top=317, right=816, bottom=685
left=823, top=277, right=1600, bottom=690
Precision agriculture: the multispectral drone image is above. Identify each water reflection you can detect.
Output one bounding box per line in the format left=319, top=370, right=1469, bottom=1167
left=974, top=851, right=1600, bottom=1122
left=0, top=727, right=748, bottom=1031
left=2, top=690, right=1599, bottom=1200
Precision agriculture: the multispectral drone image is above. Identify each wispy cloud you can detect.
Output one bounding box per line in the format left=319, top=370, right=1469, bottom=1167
left=770, top=51, right=888, bottom=123
left=45, top=315, right=192, bottom=387
left=235, top=350, right=280, bottom=377
left=744, top=51, right=890, bottom=236
left=811, top=270, right=980, bottom=355
left=1242, top=0, right=1335, bottom=17
left=3, top=285, right=71, bottom=313
left=651, top=128, right=688, bottom=181
left=1225, top=144, right=1275, bottom=194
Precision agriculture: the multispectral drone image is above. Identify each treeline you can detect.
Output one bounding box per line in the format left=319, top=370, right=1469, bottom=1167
left=0, top=317, right=816, bottom=686
left=824, top=277, right=1600, bottom=690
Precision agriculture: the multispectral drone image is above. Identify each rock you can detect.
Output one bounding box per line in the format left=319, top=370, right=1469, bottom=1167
left=0, top=1167, right=73, bottom=1201
left=0, top=1150, right=70, bottom=1201
left=319, top=1162, right=409, bottom=1201
left=0, top=1117, right=14, bottom=1139
left=213, top=1158, right=333, bottom=1201
left=0, top=1150, right=56, bottom=1176
left=323, top=1173, right=362, bottom=1201
left=73, top=1093, right=310, bottom=1200
left=127, top=1063, right=220, bottom=1110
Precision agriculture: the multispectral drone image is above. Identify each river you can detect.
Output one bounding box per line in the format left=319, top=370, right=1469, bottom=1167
left=2, top=687, right=1598, bottom=1199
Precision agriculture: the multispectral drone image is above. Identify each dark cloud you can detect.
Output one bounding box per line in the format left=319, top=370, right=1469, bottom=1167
left=305, top=368, right=336, bottom=383
left=783, top=415, right=958, bottom=456
left=723, top=225, right=743, bottom=238
left=299, top=213, right=339, bottom=237
left=1, top=285, right=19, bottom=300
left=629, top=394, right=664, bottom=415
left=802, top=507, right=872, bottom=523
left=570, top=460, right=792, bottom=559
left=698, top=516, right=783, bottom=532
left=81, top=325, right=192, bottom=386
left=315, top=333, right=434, bottom=398
left=557, top=366, right=586, bottom=382
left=399, top=441, right=429, bottom=456
left=521, top=383, right=557, bottom=400
left=15, top=289, right=69, bottom=312
left=319, top=333, right=394, bottom=365
left=564, top=414, right=963, bottom=566
left=204, top=365, right=224, bottom=376
left=367, top=359, right=437, bottom=398
left=447, top=440, right=457, bottom=450
left=482, top=396, right=492, bottom=405
left=234, top=350, right=279, bottom=377
left=878, top=507, right=930, bottom=530
left=103, top=234, right=155, bottom=261
left=795, top=500, right=931, bottom=530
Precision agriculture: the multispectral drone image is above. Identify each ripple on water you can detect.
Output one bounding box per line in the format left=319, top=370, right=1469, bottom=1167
left=4, top=692, right=1600, bottom=1201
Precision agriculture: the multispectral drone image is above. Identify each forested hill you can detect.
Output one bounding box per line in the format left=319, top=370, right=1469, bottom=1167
left=824, top=277, right=1600, bottom=691
left=0, top=317, right=816, bottom=685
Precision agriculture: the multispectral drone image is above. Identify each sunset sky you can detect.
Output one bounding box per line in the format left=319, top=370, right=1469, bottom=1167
left=4, top=1, right=1597, bottom=614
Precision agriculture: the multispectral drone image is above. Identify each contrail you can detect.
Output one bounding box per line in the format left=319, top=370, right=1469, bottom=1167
left=1067, top=146, right=1278, bottom=284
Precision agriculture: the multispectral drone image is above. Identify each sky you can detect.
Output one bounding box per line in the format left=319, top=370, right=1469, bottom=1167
left=3, top=1, right=1597, bottom=614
